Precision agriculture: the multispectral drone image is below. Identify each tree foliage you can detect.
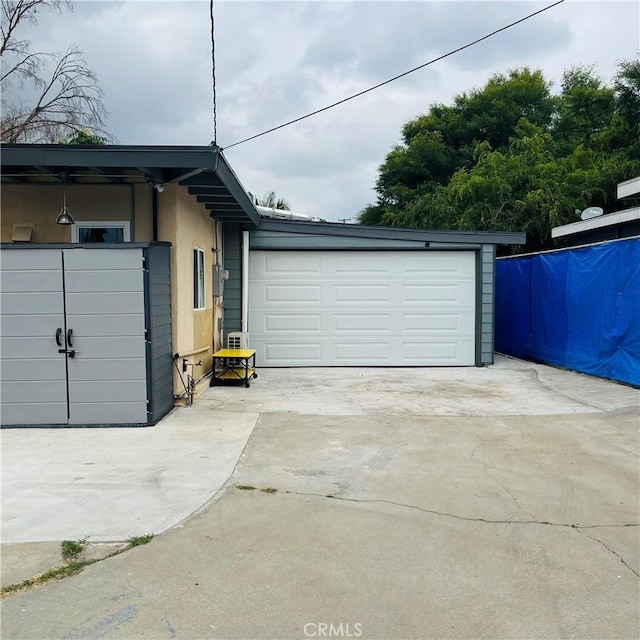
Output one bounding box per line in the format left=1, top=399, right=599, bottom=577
left=249, top=191, right=291, bottom=211
left=1, top=0, right=108, bottom=143
left=59, top=127, right=107, bottom=145
left=359, top=59, right=640, bottom=252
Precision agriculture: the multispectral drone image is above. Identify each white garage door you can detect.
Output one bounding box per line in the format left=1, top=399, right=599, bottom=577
left=248, top=251, right=476, bottom=366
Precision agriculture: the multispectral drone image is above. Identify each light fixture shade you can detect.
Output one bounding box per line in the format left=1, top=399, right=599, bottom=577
left=56, top=207, right=75, bottom=225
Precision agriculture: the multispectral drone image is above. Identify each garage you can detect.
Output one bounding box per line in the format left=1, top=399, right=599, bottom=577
left=249, top=250, right=476, bottom=366
left=222, top=220, right=525, bottom=369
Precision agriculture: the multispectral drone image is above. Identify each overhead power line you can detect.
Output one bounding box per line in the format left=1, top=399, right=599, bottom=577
left=210, top=0, right=218, bottom=146
left=223, top=0, right=566, bottom=151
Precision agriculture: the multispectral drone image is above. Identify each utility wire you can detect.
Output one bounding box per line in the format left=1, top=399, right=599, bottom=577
left=210, top=0, right=218, bottom=146
left=223, top=0, right=566, bottom=150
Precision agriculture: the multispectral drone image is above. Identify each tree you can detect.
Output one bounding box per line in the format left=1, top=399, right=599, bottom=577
left=249, top=191, right=291, bottom=210
left=1, top=0, right=108, bottom=143
left=358, top=59, right=640, bottom=252
left=361, top=67, right=555, bottom=228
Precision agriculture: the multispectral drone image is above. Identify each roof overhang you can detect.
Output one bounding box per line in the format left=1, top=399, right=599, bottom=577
left=617, top=177, right=640, bottom=199
left=257, top=219, right=526, bottom=245
left=551, top=207, right=640, bottom=239
left=0, top=144, right=261, bottom=226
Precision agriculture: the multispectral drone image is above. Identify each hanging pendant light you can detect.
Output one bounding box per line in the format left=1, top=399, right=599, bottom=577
left=56, top=174, right=75, bottom=225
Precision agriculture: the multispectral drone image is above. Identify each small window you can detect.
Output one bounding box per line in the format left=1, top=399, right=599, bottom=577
left=72, top=221, right=130, bottom=243
left=194, top=248, right=205, bottom=310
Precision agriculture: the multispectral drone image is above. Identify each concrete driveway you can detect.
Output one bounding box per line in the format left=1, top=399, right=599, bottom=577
left=1, top=356, right=639, bottom=639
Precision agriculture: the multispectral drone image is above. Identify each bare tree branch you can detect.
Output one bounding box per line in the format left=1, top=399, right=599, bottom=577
left=0, top=0, right=109, bottom=143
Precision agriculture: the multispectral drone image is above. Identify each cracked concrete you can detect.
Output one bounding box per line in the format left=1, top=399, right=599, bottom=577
left=1, top=357, right=639, bottom=639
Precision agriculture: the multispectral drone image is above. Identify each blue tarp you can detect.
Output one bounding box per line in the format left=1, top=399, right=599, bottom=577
left=495, top=238, right=640, bottom=387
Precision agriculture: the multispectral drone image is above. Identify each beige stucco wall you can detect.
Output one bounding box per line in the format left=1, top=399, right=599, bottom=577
left=157, top=184, right=217, bottom=396
left=0, top=183, right=153, bottom=243
left=2, top=181, right=220, bottom=398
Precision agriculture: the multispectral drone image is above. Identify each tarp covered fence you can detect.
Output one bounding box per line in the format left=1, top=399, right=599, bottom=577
left=495, top=238, right=640, bottom=386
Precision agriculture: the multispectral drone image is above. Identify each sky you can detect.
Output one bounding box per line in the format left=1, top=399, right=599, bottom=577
left=12, top=0, right=640, bottom=221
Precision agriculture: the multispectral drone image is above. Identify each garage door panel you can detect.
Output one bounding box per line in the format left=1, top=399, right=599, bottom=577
left=401, top=254, right=460, bottom=273
left=264, top=342, right=323, bottom=364
left=262, top=253, right=322, bottom=273
left=264, top=314, right=322, bottom=333
left=401, top=340, right=474, bottom=362
left=335, top=255, right=390, bottom=272
left=334, top=313, right=390, bottom=332
left=402, top=284, right=462, bottom=302
left=249, top=250, right=476, bottom=366
left=402, top=313, right=461, bottom=332
left=333, top=342, right=393, bottom=362
left=334, top=284, right=391, bottom=302
left=260, top=284, right=321, bottom=304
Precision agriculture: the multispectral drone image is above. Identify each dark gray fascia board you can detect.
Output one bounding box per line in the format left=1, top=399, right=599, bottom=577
left=214, top=151, right=261, bottom=226
left=2, top=144, right=261, bottom=227
left=0, top=241, right=172, bottom=249
left=257, top=219, right=526, bottom=245
left=0, top=144, right=221, bottom=170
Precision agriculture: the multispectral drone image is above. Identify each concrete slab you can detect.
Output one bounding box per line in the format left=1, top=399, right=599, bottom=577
left=201, top=355, right=639, bottom=416
left=1, top=358, right=638, bottom=638
left=1, top=542, right=128, bottom=589
left=1, top=408, right=257, bottom=543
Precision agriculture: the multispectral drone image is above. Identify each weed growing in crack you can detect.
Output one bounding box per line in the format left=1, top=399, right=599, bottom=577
left=61, top=538, right=86, bottom=562
left=128, top=534, right=154, bottom=547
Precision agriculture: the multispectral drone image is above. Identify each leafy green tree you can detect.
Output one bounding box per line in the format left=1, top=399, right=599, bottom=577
left=359, top=58, right=640, bottom=252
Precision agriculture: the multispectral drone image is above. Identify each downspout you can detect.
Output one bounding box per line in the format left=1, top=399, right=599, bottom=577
left=242, top=230, right=249, bottom=333
left=152, top=186, right=158, bottom=241
left=130, top=184, right=136, bottom=241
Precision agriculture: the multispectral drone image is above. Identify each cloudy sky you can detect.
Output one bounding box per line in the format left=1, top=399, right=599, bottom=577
left=16, top=0, right=640, bottom=221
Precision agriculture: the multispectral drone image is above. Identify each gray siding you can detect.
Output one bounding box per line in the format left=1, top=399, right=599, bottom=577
left=145, top=244, right=173, bottom=424
left=223, top=223, right=242, bottom=334
left=478, top=244, right=495, bottom=365
left=250, top=230, right=426, bottom=250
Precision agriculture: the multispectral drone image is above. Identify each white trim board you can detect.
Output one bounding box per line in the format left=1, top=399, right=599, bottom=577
left=551, top=207, right=640, bottom=239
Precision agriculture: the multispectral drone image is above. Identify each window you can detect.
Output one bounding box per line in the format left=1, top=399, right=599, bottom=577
left=72, top=221, right=130, bottom=243
left=194, top=248, right=205, bottom=309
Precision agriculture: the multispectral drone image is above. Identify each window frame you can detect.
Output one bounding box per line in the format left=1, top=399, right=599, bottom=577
left=193, top=247, right=206, bottom=310
left=71, top=221, right=131, bottom=243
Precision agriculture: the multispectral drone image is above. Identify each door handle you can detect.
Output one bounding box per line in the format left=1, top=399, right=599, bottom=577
left=67, top=328, right=73, bottom=347
left=58, top=349, right=76, bottom=358
left=56, top=328, right=62, bottom=346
